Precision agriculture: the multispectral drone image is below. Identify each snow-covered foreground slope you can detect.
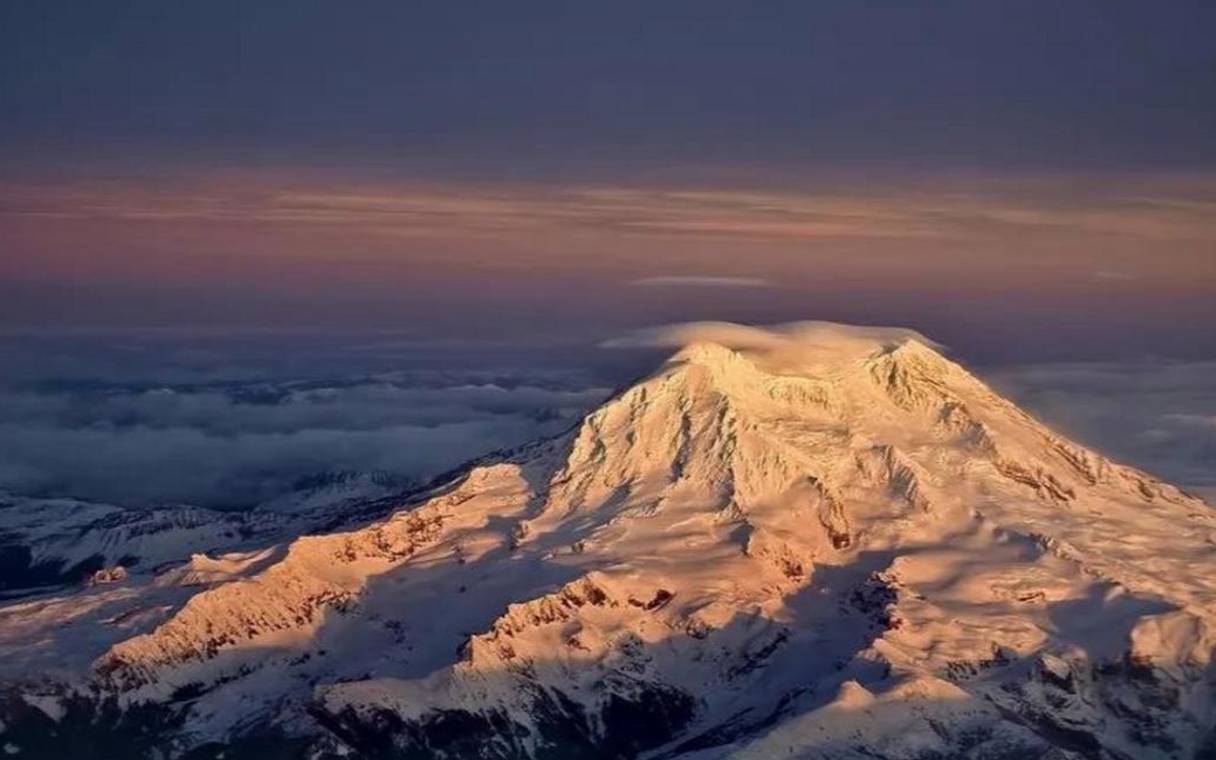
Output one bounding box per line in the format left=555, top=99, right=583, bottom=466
left=1, top=323, right=1214, bottom=760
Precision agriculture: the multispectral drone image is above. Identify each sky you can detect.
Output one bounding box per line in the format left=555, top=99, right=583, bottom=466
left=3, top=2, right=1215, bottom=171
left=0, top=2, right=1213, bottom=506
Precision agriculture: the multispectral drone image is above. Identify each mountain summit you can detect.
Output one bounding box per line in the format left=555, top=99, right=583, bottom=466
left=2, top=324, right=1214, bottom=759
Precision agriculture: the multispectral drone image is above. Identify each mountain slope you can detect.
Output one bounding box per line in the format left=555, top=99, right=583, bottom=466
left=2, top=323, right=1213, bottom=759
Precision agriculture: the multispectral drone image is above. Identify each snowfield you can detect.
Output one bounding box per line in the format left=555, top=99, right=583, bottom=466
left=1, top=322, right=1213, bottom=759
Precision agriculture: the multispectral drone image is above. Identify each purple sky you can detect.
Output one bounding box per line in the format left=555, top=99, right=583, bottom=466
left=2, top=3, right=1215, bottom=360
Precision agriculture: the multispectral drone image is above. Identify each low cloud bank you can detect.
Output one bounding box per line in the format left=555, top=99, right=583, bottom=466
left=0, top=377, right=609, bottom=508
left=0, top=336, right=611, bottom=508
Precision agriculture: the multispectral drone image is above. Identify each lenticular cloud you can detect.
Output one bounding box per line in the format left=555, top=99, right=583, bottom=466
left=602, top=319, right=942, bottom=356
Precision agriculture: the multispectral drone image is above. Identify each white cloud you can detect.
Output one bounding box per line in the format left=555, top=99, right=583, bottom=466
left=630, top=276, right=773, bottom=289
left=601, top=320, right=938, bottom=352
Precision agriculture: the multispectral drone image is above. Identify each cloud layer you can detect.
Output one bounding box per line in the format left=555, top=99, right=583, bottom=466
left=0, top=336, right=611, bottom=508
left=6, top=174, right=1216, bottom=246
left=630, top=276, right=772, bottom=289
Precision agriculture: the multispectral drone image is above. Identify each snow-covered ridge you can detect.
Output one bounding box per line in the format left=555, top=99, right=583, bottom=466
left=1, top=323, right=1213, bottom=759
left=0, top=468, right=422, bottom=600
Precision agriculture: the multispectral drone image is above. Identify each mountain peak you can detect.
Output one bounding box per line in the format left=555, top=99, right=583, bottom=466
left=635, top=322, right=959, bottom=400
left=669, top=339, right=747, bottom=368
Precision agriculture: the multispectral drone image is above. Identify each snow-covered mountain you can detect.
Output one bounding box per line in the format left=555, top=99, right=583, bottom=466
left=0, top=471, right=418, bottom=597
left=1, top=323, right=1214, bottom=759
left=0, top=494, right=287, bottom=596
left=258, top=471, right=416, bottom=516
